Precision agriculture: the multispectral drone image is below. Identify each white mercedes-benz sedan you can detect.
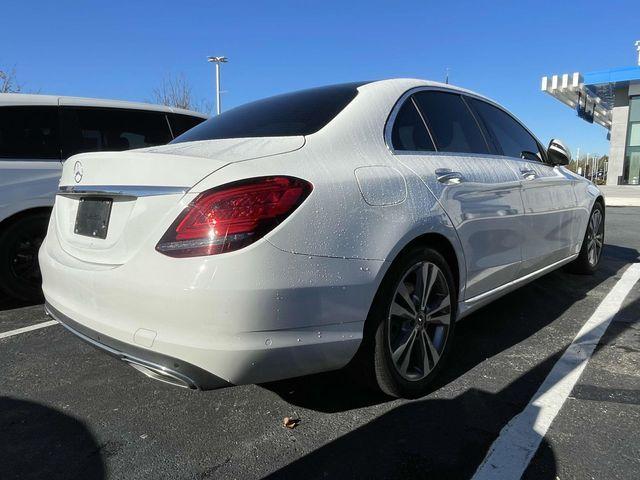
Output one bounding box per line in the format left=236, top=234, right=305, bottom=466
left=40, top=79, right=605, bottom=398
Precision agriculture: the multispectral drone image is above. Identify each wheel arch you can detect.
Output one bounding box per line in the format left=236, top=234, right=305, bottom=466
left=392, top=232, right=462, bottom=295
left=581, top=194, right=605, bottom=239
left=0, top=207, right=52, bottom=236
left=363, top=231, right=463, bottom=337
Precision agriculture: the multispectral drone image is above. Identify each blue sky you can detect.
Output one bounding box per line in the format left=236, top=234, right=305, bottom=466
left=2, top=0, right=637, bottom=156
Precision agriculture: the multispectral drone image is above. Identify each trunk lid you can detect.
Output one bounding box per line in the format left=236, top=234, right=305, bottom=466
left=53, top=136, right=304, bottom=265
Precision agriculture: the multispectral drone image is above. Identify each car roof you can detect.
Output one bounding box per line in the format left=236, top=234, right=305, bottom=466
left=360, top=78, right=496, bottom=103
left=359, top=78, right=543, bottom=145
left=0, top=93, right=208, bottom=118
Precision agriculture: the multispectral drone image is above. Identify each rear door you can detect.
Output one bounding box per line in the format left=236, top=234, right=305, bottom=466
left=60, top=107, right=173, bottom=159
left=0, top=105, right=62, bottom=219
left=391, top=89, right=525, bottom=300
left=467, top=97, right=579, bottom=276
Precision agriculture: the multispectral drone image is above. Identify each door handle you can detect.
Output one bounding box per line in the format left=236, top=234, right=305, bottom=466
left=520, top=168, right=537, bottom=180
left=436, top=169, right=464, bottom=185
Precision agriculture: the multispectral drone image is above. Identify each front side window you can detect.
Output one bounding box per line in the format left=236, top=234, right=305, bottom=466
left=0, top=106, right=60, bottom=159
left=172, top=82, right=367, bottom=144
left=390, top=98, right=435, bottom=151
left=468, top=98, right=541, bottom=160
left=61, top=107, right=172, bottom=158
left=413, top=91, right=489, bottom=154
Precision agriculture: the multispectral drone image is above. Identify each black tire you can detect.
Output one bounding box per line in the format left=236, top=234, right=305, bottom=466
left=0, top=212, right=50, bottom=302
left=358, top=245, right=457, bottom=398
left=568, top=202, right=605, bottom=275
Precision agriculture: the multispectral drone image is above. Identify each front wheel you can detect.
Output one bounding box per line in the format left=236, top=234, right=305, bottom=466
left=568, top=202, right=605, bottom=275
left=366, top=246, right=457, bottom=398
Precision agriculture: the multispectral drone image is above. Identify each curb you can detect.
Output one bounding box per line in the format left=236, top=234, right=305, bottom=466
left=605, top=198, right=640, bottom=207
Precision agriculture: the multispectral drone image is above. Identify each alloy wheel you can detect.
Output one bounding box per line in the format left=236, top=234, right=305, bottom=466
left=586, top=209, right=604, bottom=266
left=387, top=261, right=452, bottom=381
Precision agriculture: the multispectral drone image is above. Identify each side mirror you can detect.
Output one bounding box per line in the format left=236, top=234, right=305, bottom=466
left=547, top=139, right=571, bottom=166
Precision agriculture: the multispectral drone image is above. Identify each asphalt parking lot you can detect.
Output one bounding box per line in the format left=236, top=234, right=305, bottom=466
left=1, top=207, right=639, bottom=480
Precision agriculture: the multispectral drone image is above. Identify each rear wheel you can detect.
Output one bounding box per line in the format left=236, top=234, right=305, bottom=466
left=363, top=246, right=457, bottom=398
left=0, top=213, right=49, bottom=302
left=569, top=202, right=604, bottom=275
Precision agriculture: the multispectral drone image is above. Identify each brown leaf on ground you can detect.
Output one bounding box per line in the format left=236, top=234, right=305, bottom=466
left=283, top=416, right=300, bottom=429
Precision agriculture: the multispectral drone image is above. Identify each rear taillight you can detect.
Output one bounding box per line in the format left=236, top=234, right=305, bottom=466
left=156, top=176, right=312, bottom=257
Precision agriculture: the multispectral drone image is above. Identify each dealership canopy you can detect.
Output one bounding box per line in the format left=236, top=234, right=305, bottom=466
left=541, top=66, right=640, bottom=130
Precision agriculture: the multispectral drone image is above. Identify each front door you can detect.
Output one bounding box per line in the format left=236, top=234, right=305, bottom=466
left=515, top=160, right=578, bottom=275
left=464, top=95, right=579, bottom=278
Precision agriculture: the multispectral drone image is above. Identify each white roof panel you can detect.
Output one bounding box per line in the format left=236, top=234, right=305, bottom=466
left=0, top=93, right=207, bottom=118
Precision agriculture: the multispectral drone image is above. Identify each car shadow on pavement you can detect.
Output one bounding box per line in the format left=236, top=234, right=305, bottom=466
left=264, top=293, right=639, bottom=480
left=263, top=244, right=639, bottom=414
left=0, top=397, right=105, bottom=480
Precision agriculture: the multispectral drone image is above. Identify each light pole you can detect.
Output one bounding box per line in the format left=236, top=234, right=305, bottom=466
left=585, top=153, right=590, bottom=179
left=207, top=56, right=228, bottom=115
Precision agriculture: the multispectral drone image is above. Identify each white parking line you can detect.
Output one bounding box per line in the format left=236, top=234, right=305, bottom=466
left=472, top=262, right=640, bottom=480
left=0, top=320, right=59, bottom=339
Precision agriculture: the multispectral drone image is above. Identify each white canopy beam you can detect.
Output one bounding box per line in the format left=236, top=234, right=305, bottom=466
left=541, top=72, right=611, bottom=129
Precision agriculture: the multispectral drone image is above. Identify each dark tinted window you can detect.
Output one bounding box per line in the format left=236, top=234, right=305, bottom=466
left=391, top=98, right=435, bottom=151
left=169, top=113, right=206, bottom=138
left=0, top=106, right=60, bottom=159
left=172, top=82, right=366, bottom=143
left=468, top=98, right=541, bottom=159
left=61, top=108, right=172, bottom=158
left=413, top=91, right=489, bottom=154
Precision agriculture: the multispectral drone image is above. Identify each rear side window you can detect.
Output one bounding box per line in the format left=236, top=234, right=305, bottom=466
left=413, top=91, right=489, bottom=154
left=169, top=113, right=206, bottom=138
left=391, top=98, right=435, bottom=151
left=172, top=82, right=367, bottom=143
left=61, top=107, right=172, bottom=158
left=0, top=106, right=60, bottom=159
left=468, top=98, right=541, bottom=159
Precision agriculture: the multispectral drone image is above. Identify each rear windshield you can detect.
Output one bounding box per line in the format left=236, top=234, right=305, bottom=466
left=172, top=82, right=366, bottom=143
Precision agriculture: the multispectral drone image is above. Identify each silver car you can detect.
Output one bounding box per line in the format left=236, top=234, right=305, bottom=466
left=40, top=79, right=604, bottom=398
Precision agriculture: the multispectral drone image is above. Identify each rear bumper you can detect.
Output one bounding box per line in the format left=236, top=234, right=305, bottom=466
left=45, top=302, right=230, bottom=390
left=40, top=230, right=385, bottom=386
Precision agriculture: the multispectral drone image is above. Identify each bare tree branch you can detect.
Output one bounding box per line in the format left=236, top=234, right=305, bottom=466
left=0, top=66, right=23, bottom=93
left=151, top=73, right=212, bottom=114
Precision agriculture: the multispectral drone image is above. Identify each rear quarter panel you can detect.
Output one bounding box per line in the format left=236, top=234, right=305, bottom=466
left=188, top=135, right=467, bottom=300
left=0, top=160, right=61, bottom=223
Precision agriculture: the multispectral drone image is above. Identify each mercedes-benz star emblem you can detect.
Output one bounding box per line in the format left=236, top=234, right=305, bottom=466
left=74, top=161, right=83, bottom=183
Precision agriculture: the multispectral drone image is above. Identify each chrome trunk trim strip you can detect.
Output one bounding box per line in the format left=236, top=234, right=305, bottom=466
left=57, top=185, right=190, bottom=197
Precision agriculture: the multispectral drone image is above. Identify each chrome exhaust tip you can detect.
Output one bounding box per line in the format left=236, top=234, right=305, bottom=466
left=123, top=358, right=197, bottom=389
